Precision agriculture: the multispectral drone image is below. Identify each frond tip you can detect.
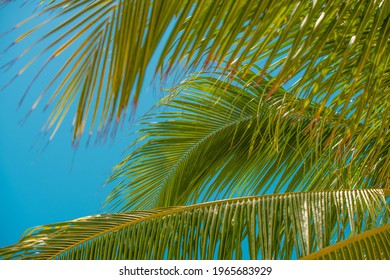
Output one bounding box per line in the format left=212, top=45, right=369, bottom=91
left=0, top=189, right=388, bottom=260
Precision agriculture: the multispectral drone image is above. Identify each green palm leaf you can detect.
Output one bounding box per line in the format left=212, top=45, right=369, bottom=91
left=106, top=68, right=389, bottom=211
left=301, top=224, right=390, bottom=260
left=3, top=0, right=186, bottom=143
left=4, top=0, right=389, bottom=143
left=0, top=189, right=388, bottom=260
left=1, top=0, right=389, bottom=262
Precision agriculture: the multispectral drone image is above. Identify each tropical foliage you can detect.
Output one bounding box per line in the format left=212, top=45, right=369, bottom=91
left=0, top=0, right=389, bottom=259
left=1, top=190, right=389, bottom=260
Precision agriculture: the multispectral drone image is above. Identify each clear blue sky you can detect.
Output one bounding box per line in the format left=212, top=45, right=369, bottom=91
left=0, top=3, right=159, bottom=247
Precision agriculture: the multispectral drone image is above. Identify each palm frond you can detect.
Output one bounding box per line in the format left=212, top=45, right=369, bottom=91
left=4, top=0, right=388, bottom=143
left=105, top=68, right=389, bottom=211
left=3, top=0, right=185, bottom=143
left=301, top=223, right=390, bottom=260
left=0, top=189, right=388, bottom=260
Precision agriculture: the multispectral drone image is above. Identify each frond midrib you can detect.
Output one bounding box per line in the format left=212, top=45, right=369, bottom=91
left=49, top=189, right=388, bottom=259
left=154, top=112, right=262, bottom=204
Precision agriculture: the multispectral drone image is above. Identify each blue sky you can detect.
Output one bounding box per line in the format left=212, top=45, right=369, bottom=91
left=0, top=3, right=160, bottom=247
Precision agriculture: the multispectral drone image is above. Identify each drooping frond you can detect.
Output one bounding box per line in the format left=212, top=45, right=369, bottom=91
left=0, top=189, right=388, bottom=260
left=4, top=0, right=389, bottom=143
left=3, top=0, right=186, bottom=143
left=301, top=223, right=390, bottom=260
left=105, top=68, right=389, bottom=211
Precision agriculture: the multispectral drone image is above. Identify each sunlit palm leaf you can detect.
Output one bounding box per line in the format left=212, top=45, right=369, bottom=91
left=0, top=189, right=388, bottom=260
left=301, top=223, right=390, bottom=260
left=105, top=68, right=389, bottom=211
left=4, top=0, right=389, bottom=143
left=3, top=0, right=185, bottom=143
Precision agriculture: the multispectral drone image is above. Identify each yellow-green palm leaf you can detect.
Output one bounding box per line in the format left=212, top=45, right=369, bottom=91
left=106, top=68, right=389, bottom=211
left=0, top=189, right=388, bottom=260
left=4, top=0, right=389, bottom=143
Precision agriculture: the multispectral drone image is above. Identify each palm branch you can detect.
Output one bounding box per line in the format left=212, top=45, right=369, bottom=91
left=105, top=68, right=389, bottom=211
left=1, top=0, right=389, bottom=261
left=1, top=189, right=388, bottom=260
left=3, top=0, right=389, bottom=144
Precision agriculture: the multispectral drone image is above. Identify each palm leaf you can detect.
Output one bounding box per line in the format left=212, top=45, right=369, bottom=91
left=0, top=189, right=388, bottom=260
left=301, top=223, right=390, bottom=260
left=3, top=0, right=186, bottom=143
left=4, top=0, right=389, bottom=143
left=105, top=68, right=389, bottom=211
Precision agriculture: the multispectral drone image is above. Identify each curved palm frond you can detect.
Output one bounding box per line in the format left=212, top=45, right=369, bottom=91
left=0, top=189, right=388, bottom=260
left=3, top=0, right=389, bottom=143
left=301, top=223, right=390, bottom=260
left=3, top=0, right=186, bottom=143
left=105, top=68, right=389, bottom=211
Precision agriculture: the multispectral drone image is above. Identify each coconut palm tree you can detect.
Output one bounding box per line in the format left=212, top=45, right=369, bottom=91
left=0, top=0, right=389, bottom=259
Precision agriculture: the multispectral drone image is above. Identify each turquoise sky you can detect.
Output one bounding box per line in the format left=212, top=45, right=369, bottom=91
left=0, top=3, right=159, bottom=247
